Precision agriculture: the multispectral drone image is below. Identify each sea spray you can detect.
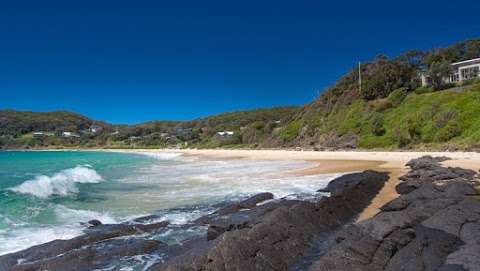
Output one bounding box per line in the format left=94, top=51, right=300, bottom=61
left=9, top=165, right=103, bottom=198
left=137, top=152, right=184, bottom=161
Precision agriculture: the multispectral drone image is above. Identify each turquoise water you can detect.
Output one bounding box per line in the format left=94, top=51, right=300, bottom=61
left=0, top=150, right=339, bottom=256
left=0, top=151, right=166, bottom=254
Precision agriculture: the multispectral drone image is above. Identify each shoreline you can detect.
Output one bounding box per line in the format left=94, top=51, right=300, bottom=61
left=110, top=148, right=480, bottom=220
left=157, top=149, right=480, bottom=219
left=4, top=148, right=480, bottom=220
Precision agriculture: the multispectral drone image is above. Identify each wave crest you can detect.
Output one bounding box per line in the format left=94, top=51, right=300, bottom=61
left=9, top=166, right=103, bottom=198
left=139, top=152, right=184, bottom=160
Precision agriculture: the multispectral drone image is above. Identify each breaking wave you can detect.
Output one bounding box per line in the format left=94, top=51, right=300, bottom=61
left=9, top=166, right=103, bottom=198
left=137, top=152, right=184, bottom=161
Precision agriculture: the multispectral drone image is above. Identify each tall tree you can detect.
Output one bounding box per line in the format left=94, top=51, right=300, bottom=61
left=427, top=60, right=453, bottom=90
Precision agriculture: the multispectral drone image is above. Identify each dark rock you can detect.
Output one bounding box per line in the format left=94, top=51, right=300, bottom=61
left=133, top=214, right=161, bottom=223
left=0, top=222, right=170, bottom=271
left=9, top=238, right=166, bottom=271
left=322, top=130, right=358, bottom=149
left=87, top=219, right=102, bottom=227
left=155, top=170, right=389, bottom=271
left=384, top=226, right=463, bottom=271
left=308, top=156, right=480, bottom=271
left=195, top=192, right=274, bottom=225
left=395, top=180, right=421, bottom=194
left=206, top=225, right=225, bottom=241
left=134, top=221, right=170, bottom=233
left=405, top=155, right=450, bottom=170
left=318, top=170, right=385, bottom=196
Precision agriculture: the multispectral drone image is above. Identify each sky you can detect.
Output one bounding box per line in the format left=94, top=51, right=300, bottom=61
left=0, top=0, right=479, bottom=124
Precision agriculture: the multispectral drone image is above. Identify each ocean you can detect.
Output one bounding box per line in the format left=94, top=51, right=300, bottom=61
left=0, top=150, right=340, bottom=262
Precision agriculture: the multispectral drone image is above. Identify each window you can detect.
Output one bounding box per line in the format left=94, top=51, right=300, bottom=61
left=450, top=73, right=459, bottom=82
left=461, top=66, right=480, bottom=80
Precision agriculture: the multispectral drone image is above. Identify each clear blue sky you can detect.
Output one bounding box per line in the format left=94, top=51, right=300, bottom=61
left=0, top=0, right=479, bottom=124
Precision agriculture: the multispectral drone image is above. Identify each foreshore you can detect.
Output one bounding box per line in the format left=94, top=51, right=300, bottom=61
left=115, top=148, right=480, bottom=220
left=6, top=148, right=480, bottom=219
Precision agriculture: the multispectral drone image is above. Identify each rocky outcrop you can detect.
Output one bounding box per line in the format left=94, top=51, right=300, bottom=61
left=153, top=170, right=389, bottom=271
left=0, top=221, right=170, bottom=271
left=309, top=156, right=480, bottom=271
left=320, top=130, right=358, bottom=149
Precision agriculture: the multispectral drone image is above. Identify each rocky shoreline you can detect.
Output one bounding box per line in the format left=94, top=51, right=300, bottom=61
left=1, top=156, right=479, bottom=271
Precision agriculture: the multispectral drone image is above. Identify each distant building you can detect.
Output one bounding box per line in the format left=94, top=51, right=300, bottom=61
left=217, top=131, right=234, bottom=136
left=89, top=125, right=103, bottom=134
left=215, top=131, right=235, bottom=140
left=62, top=132, right=80, bottom=138
left=421, top=57, right=480, bottom=87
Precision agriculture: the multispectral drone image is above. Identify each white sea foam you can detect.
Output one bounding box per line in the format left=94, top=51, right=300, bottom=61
left=54, top=205, right=117, bottom=225
left=138, top=152, right=184, bottom=161
left=0, top=205, right=118, bottom=256
left=9, top=166, right=103, bottom=198
left=0, top=223, right=82, bottom=256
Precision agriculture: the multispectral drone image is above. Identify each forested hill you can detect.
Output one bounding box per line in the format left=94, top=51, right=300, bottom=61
left=0, top=107, right=299, bottom=149
left=1, top=39, right=480, bottom=150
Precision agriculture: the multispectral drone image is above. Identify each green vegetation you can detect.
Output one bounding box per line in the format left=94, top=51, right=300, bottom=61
left=290, top=83, right=480, bottom=150
left=0, top=107, right=298, bottom=149
left=279, top=120, right=302, bottom=141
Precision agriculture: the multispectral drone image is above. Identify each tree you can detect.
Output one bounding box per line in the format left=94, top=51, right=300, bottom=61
left=427, top=60, right=453, bottom=90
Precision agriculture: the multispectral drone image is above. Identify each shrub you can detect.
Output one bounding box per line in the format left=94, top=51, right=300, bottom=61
left=436, top=122, right=462, bottom=142
left=279, top=120, right=302, bottom=141
left=435, top=110, right=458, bottom=128
left=370, top=113, right=386, bottom=136
left=251, top=121, right=266, bottom=130
left=462, top=78, right=480, bottom=86
left=374, top=99, right=393, bottom=112
left=387, top=87, right=409, bottom=106
left=406, top=115, right=422, bottom=141
left=415, top=86, right=434, bottom=94
left=440, top=83, right=457, bottom=90
left=394, top=125, right=411, bottom=148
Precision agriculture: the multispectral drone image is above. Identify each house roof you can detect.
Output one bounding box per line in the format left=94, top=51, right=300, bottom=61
left=451, top=57, right=480, bottom=66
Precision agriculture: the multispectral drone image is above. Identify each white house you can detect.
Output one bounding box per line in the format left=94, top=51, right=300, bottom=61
left=89, top=125, right=103, bottom=134
left=217, top=131, right=234, bottom=136
left=421, top=57, right=480, bottom=87
left=62, top=132, right=80, bottom=138
left=215, top=131, right=235, bottom=140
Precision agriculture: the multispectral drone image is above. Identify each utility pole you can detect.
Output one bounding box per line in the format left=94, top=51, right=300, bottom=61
left=358, top=61, right=362, bottom=92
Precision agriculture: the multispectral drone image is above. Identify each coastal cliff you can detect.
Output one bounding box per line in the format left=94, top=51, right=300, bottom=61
left=1, top=156, right=479, bottom=270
